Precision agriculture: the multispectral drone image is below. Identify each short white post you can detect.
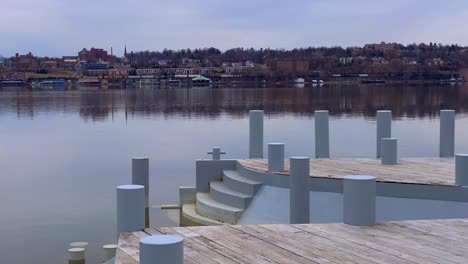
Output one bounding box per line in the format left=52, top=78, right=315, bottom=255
left=343, top=175, right=376, bottom=226
left=102, top=244, right=117, bottom=262
left=268, top=143, right=285, bottom=172
left=315, top=110, right=330, bottom=158
left=249, top=110, right=264, bottom=159
left=290, top=157, right=310, bottom=224
left=207, top=147, right=226, bottom=160
left=440, top=110, right=455, bottom=158
left=140, top=235, right=184, bottom=264
left=132, top=158, right=150, bottom=228
left=117, top=185, right=145, bottom=233
left=381, top=138, right=398, bottom=165
left=69, top=242, right=88, bottom=248
left=68, top=248, right=85, bottom=264
left=376, top=110, right=392, bottom=158
left=455, top=154, right=468, bottom=186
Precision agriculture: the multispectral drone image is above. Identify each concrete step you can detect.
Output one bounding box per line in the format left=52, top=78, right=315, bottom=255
left=210, top=182, right=252, bottom=209
left=181, top=203, right=223, bottom=226
left=223, top=170, right=262, bottom=196
left=196, top=192, right=243, bottom=224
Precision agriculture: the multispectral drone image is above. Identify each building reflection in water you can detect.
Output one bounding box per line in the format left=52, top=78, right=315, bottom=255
left=1, top=84, right=468, bottom=121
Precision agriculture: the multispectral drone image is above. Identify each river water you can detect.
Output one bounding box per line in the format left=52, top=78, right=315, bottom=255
left=1, top=84, right=468, bottom=263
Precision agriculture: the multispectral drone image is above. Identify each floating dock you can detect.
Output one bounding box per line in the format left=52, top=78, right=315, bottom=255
left=116, top=218, right=468, bottom=263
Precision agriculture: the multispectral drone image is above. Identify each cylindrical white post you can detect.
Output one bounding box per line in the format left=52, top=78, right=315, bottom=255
left=381, top=138, right=398, bottom=165
left=268, top=143, right=285, bottom=172
left=290, top=157, right=310, bottom=224
left=440, top=110, right=455, bottom=158
left=102, top=244, right=117, bottom=262
left=315, top=110, right=330, bottom=158
left=249, top=110, right=264, bottom=159
left=117, top=185, right=145, bottom=233
left=132, top=158, right=149, bottom=228
left=140, top=235, right=184, bottom=264
left=343, top=175, right=376, bottom=226
left=68, top=248, right=85, bottom=264
left=376, top=110, right=392, bottom=158
left=69, top=242, right=88, bottom=248
left=455, top=154, right=468, bottom=186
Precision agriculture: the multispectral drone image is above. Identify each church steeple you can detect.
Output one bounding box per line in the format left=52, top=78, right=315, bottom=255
left=124, top=45, right=127, bottom=58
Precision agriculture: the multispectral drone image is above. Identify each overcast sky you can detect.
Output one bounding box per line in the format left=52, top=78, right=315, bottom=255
left=1, top=0, right=467, bottom=57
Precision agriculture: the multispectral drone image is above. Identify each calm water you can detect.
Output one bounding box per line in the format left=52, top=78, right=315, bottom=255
left=2, top=84, right=468, bottom=263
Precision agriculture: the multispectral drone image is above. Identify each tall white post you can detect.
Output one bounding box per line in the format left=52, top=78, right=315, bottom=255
left=315, top=110, right=330, bottom=158
left=249, top=110, right=264, bottom=159
left=117, top=185, right=145, bottom=233
left=268, top=143, right=285, bottom=172
left=381, top=138, right=398, bottom=165
left=132, top=158, right=150, bottom=228
left=343, top=175, right=376, bottom=226
left=290, top=157, right=310, bottom=224
left=102, top=244, right=117, bottom=263
left=376, top=110, right=392, bottom=158
left=140, top=235, right=184, bottom=264
left=455, top=154, right=468, bottom=186
left=68, top=248, right=85, bottom=264
left=440, top=110, right=455, bottom=158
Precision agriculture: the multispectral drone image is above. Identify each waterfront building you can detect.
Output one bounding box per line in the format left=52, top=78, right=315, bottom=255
left=15, top=52, right=37, bottom=71
left=0, top=56, right=5, bottom=68
left=79, top=47, right=108, bottom=62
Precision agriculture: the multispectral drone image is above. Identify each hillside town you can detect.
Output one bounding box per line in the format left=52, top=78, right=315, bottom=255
left=1, top=42, right=468, bottom=87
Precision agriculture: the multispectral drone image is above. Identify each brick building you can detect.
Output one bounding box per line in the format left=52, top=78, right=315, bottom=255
left=15, top=52, right=37, bottom=71
left=78, top=48, right=108, bottom=62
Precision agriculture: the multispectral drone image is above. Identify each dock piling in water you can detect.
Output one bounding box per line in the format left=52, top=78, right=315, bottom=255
left=117, top=185, right=145, bottom=233
left=140, top=235, right=184, bottom=264
left=343, top=175, right=376, bottom=226
left=102, top=244, right=117, bottom=263
left=268, top=143, right=285, bottom=172
left=68, top=247, right=85, bottom=264
left=455, top=154, right=468, bottom=186
left=315, top=110, right=330, bottom=158
left=249, top=110, right=264, bottom=159
left=132, top=157, right=150, bottom=228
left=376, top=110, right=392, bottom=158
left=440, top=110, right=455, bottom=158
left=290, top=157, right=310, bottom=224
left=381, top=138, right=398, bottom=165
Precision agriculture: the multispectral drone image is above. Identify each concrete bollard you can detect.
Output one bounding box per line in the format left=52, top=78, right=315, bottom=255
left=376, top=110, right=392, bottom=158
left=343, top=175, right=376, bottom=226
left=290, top=157, right=310, bottom=224
left=315, top=110, right=330, bottom=158
left=440, top=110, right=455, bottom=158
left=249, top=110, right=264, bottom=159
left=140, top=235, right=184, bottom=264
left=268, top=143, right=285, bottom=172
left=455, top=154, right=468, bottom=186
left=207, top=147, right=226, bottom=160
left=102, top=244, right=117, bottom=262
left=132, top=158, right=150, bottom=228
left=68, top=248, right=85, bottom=264
left=381, top=138, right=398, bottom=165
left=117, top=185, right=145, bottom=233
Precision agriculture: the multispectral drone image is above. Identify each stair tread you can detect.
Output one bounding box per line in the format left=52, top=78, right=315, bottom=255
left=197, top=193, right=243, bottom=213
left=223, top=170, right=262, bottom=185
left=210, top=182, right=252, bottom=199
left=182, top=203, right=224, bottom=226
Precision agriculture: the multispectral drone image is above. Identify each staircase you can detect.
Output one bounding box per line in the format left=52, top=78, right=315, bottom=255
left=182, top=169, right=262, bottom=225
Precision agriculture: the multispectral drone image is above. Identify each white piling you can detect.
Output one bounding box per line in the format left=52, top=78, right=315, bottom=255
left=290, top=157, right=310, bottom=224
left=102, top=244, right=117, bottom=262
left=315, top=110, right=330, bottom=158
left=268, top=143, right=285, bottom=172
left=249, top=110, right=264, bottom=159
left=440, top=110, right=455, bottom=158
left=455, top=154, right=468, bottom=186
left=381, top=138, right=398, bottom=165
left=376, top=110, right=392, bottom=158
left=117, top=185, right=145, bottom=233
left=140, top=235, right=184, bottom=264
left=132, top=157, right=150, bottom=228
left=69, top=242, right=88, bottom=248
left=343, top=175, right=376, bottom=226
left=68, top=247, right=85, bottom=264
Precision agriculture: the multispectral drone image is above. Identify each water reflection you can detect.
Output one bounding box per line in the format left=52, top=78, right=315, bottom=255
left=1, top=84, right=468, bottom=121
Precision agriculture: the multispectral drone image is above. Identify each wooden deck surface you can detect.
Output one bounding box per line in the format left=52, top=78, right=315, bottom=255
left=238, top=158, right=457, bottom=186
left=116, top=219, right=468, bottom=263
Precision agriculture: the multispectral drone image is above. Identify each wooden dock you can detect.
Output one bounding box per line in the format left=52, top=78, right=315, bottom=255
left=116, top=218, right=468, bottom=263
left=239, top=158, right=456, bottom=186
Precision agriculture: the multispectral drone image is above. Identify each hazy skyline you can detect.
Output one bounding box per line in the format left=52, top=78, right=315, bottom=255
left=1, top=0, right=468, bottom=57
